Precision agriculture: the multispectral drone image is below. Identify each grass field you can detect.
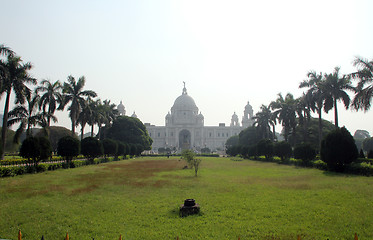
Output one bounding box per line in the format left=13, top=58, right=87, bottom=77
left=1, top=156, right=373, bottom=239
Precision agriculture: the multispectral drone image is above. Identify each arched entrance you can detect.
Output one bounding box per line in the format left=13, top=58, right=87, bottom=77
left=179, top=129, right=191, bottom=150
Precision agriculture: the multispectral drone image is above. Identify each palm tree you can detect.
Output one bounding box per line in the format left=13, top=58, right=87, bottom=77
left=252, top=104, right=276, bottom=140
left=295, top=94, right=312, bottom=143
left=350, top=57, right=373, bottom=111
left=59, top=75, right=97, bottom=135
left=299, top=71, right=326, bottom=149
left=78, top=97, right=95, bottom=141
left=95, top=99, right=118, bottom=139
left=1, top=55, right=36, bottom=159
left=322, top=67, right=354, bottom=128
left=35, top=79, right=63, bottom=127
left=0, top=44, right=15, bottom=98
left=7, top=93, right=44, bottom=142
left=270, top=93, right=297, bottom=143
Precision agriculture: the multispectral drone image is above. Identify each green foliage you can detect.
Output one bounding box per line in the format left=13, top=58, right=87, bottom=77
left=57, top=136, right=80, bottom=161
left=368, top=150, right=373, bottom=159
left=38, top=136, right=52, bottom=161
left=225, top=135, right=239, bottom=148
left=321, top=127, right=358, bottom=172
left=116, top=141, right=125, bottom=157
left=274, top=141, right=292, bottom=162
left=256, top=139, right=274, bottom=161
left=294, top=143, right=317, bottom=165
left=238, top=126, right=261, bottom=147
left=19, top=137, right=40, bottom=164
left=181, top=149, right=195, bottom=167
left=200, top=147, right=210, bottom=154
left=81, top=137, right=103, bottom=162
left=102, top=138, right=118, bottom=157
left=105, top=116, right=152, bottom=151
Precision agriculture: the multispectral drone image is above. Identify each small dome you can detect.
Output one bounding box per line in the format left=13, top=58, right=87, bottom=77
left=131, top=111, right=137, bottom=118
left=117, top=101, right=126, bottom=115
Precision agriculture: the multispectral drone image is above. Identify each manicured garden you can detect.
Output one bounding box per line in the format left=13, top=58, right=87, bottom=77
left=1, top=156, right=373, bottom=239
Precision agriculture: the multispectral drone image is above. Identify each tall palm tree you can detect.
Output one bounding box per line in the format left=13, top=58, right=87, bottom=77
left=295, top=94, right=312, bottom=142
left=270, top=93, right=297, bottom=143
left=35, top=79, right=63, bottom=127
left=78, top=97, right=95, bottom=141
left=59, top=75, right=97, bottom=135
left=252, top=104, right=276, bottom=140
left=350, top=57, right=373, bottom=111
left=95, top=99, right=118, bottom=139
left=0, top=44, right=15, bottom=98
left=7, top=93, right=45, bottom=142
left=1, top=55, right=36, bottom=159
left=299, top=71, right=326, bottom=149
left=322, top=67, right=354, bottom=128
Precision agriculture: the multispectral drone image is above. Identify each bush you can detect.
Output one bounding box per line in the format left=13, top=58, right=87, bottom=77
left=294, top=143, right=316, bottom=166
left=320, top=127, right=358, bottom=172
left=274, top=141, right=292, bottom=162
left=102, top=138, right=118, bottom=158
left=256, top=139, right=273, bottom=161
left=57, top=136, right=80, bottom=162
left=81, top=137, right=103, bottom=163
left=181, top=149, right=195, bottom=168
left=19, top=137, right=40, bottom=165
left=38, top=137, right=52, bottom=161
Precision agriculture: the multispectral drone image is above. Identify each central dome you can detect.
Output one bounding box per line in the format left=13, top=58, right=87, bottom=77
left=171, top=85, right=198, bottom=112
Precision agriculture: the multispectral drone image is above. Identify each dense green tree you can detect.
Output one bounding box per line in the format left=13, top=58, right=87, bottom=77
left=59, top=75, right=97, bottom=136
left=320, top=127, right=358, bottom=172
left=274, top=141, right=292, bottom=162
left=351, top=57, right=373, bottom=111
left=256, top=139, right=274, bottom=161
left=38, top=136, right=52, bottom=161
left=19, top=136, right=40, bottom=165
left=293, top=143, right=316, bottom=165
left=238, top=126, right=261, bottom=147
left=322, top=67, right=354, bottom=127
left=0, top=55, right=36, bottom=159
left=57, top=135, right=80, bottom=162
left=102, top=138, right=118, bottom=158
left=116, top=141, right=125, bottom=157
left=105, top=116, right=152, bottom=151
left=81, top=137, right=103, bottom=162
left=35, top=79, right=62, bottom=127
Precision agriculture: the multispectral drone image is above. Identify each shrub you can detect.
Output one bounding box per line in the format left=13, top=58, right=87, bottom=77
left=320, top=127, right=358, bottom=172
left=38, top=137, right=52, bottom=161
left=19, top=137, right=40, bottom=165
left=81, top=137, right=103, bottom=163
left=181, top=149, right=195, bottom=167
left=274, top=141, right=292, bottom=162
left=57, top=136, right=80, bottom=162
left=294, top=143, right=316, bottom=166
left=102, top=138, right=118, bottom=158
left=256, top=139, right=273, bottom=161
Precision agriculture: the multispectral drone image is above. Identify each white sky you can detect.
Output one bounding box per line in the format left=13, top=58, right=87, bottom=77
left=1, top=0, right=373, bottom=135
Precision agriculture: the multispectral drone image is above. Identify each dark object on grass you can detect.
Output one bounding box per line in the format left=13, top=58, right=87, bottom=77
left=180, top=199, right=200, bottom=217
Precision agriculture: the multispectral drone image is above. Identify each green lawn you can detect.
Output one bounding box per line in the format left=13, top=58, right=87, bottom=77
left=1, top=156, right=372, bottom=239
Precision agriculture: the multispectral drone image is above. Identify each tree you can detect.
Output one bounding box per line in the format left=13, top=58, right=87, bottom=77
left=81, top=137, right=103, bottom=163
left=350, top=57, right=373, bottom=111
left=293, top=143, right=316, bottom=165
left=0, top=44, right=14, bottom=93
left=105, top=116, right=152, bottom=151
left=35, top=79, right=63, bottom=127
left=7, top=93, right=44, bottom=143
left=299, top=71, right=327, bottom=149
left=95, top=99, right=118, bottom=140
left=322, top=67, right=354, bottom=127
left=256, top=139, right=274, bottom=161
left=362, top=137, right=373, bottom=153
left=320, top=127, right=358, bottom=172
left=38, top=136, right=52, bottom=161
left=1, top=55, right=36, bottom=159
left=57, top=135, right=80, bottom=162
left=78, top=96, right=95, bottom=141
left=270, top=93, right=297, bottom=143
left=59, top=75, right=97, bottom=136
left=274, top=141, right=292, bottom=162
left=252, top=105, right=276, bottom=140
left=19, top=137, right=40, bottom=165
left=102, top=138, right=118, bottom=158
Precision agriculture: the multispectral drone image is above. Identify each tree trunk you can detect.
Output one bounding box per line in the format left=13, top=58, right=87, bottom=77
left=91, top=124, right=94, bottom=137
left=334, top=98, right=338, bottom=128
left=81, top=124, right=85, bottom=141
left=1, top=90, right=11, bottom=160
left=71, top=118, right=75, bottom=136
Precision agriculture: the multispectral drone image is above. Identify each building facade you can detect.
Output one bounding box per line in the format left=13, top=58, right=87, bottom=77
left=140, top=84, right=254, bottom=153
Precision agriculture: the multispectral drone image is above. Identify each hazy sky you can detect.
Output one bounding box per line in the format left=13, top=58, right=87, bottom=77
left=1, top=0, right=373, bottom=135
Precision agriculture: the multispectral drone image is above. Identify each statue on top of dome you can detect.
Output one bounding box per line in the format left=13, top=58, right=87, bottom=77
left=182, top=81, right=187, bottom=95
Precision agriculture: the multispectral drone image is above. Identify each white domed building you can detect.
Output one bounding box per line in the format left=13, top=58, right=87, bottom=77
left=141, top=84, right=254, bottom=153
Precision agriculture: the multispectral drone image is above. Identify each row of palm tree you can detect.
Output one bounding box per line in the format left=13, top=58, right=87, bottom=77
left=0, top=44, right=120, bottom=159
left=253, top=57, right=373, bottom=151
